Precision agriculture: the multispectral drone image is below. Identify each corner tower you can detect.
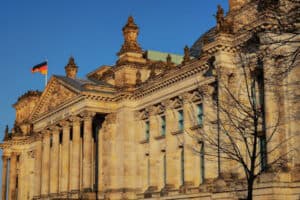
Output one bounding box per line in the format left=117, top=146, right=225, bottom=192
left=65, top=56, right=78, bottom=79
left=115, top=16, right=146, bottom=88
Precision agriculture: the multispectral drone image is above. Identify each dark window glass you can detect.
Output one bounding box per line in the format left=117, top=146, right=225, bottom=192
left=178, top=110, right=184, bottom=131
left=197, top=104, right=203, bottom=126
left=145, top=120, right=150, bottom=141
left=161, top=116, right=166, bottom=136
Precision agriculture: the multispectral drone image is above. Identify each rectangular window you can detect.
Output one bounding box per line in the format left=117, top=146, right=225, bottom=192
left=260, top=136, right=267, bottom=171
left=200, top=143, right=205, bottom=183
left=163, top=152, right=167, bottom=185
left=178, top=110, right=184, bottom=131
left=181, top=146, right=185, bottom=185
left=145, top=120, right=150, bottom=141
left=197, top=104, right=203, bottom=126
left=147, top=155, right=150, bottom=186
left=161, top=115, right=166, bottom=136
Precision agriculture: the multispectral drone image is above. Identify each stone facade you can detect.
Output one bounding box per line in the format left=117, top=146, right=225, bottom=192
left=1, top=0, right=299, bottom=199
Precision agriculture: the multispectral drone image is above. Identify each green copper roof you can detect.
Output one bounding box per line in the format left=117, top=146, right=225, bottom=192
left=146, top=50, right=187, bottom=65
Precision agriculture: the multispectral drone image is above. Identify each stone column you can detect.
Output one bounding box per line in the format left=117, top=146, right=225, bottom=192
left=165, top=108, right=181, bottom=189
left=8, top=153, right=17, bottom=200
left=50, top=126, right=60, bottom=195
left=34, top=136, right=42, bottom=197
left=60, top=121, right=70, bottom=194
left=70, top=116, right=81, bottom=195
left=148, top=112, right=161, bottom=190
left=41, top=131, right=51, bottom=196
left=1, top=156, right=8, bottom=200
left=82, top=112, right=95, bottom=191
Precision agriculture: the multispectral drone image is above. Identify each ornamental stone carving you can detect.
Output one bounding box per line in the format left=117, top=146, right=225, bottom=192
left=80, top=111, right=96, bottom=121
left=38, top=83, right=77, bottom=116
left=118, top=16, right=143, bottom=55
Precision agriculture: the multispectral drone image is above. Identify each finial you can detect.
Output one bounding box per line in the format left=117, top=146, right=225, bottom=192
left=118, top=16, right=142, bottom=55
left=166, top=54, right=173, bottom=68
left=182, top=45, right=191, bottom=65
left=65, top=56, right=78, bottom=79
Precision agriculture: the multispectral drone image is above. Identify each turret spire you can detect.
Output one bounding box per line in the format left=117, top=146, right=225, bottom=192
left=118, top=16, right=143, bottom=55
left=65, top=56, right=78, bottom=79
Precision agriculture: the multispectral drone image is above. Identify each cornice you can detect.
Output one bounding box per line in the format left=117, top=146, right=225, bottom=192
left=0, top=134, right=40, bottom=149
left=133, top=59, right=210, bottom=99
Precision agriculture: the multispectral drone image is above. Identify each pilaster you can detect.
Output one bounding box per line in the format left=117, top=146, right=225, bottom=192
left=8, top=153, right=17, bottom=200
left=34, top=135, right=43, bottom=197
left=50, top=126, right=60, bottom=195
left=60, top=120, right=71, bottom=193
left=1, top=156, right=8, bottom=200
left=82, top=112, right=95, bottom=191
left=41, top=131, right=51, bottom=196
left=70, top=116, right=82, bottom=197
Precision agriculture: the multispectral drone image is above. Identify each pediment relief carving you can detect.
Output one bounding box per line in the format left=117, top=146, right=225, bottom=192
left=32, top=79, right=79, bottom=119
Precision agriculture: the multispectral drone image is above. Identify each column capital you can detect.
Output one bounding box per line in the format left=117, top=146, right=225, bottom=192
left=41, top=130, right=51, bottom=138
left=80, top=111, right=96, bottom=120
left=47, top=125, right=61, bottom=132
left=2, top=155, right=8, bottom=160
left=69, top=116, right=82, bottom=125
left=59, top=120, right=71, bottom=128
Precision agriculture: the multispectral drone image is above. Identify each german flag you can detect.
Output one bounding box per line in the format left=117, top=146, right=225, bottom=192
left=31, top=61, right=48, bottom=75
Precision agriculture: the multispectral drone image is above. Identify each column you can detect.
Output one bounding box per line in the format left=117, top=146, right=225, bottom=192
left=82, top=112, right=95, bottom=191
left=60, top=121, right=70, bottom=193
left=50, top=127, right=60, bottom=195
left=34, top=136, right=42, bottom=197
left=1, top=156, right=8, bottom=200
left=41, top=131, right=50, bottom=196
left=165, top=108, right=181, bottom=189
left=70, top=117, right=81, bottom=194
left=8, top=153, right=17, bottom=200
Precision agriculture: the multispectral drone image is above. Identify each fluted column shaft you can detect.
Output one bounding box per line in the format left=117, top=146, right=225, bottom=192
left=50, top=128, right=60, bottom=195
left=70, top=118, right=81, bottom=192
left=61, top=122, right=70, bottom=193
left=83, top=113, right=94, bottom=191
left=8, top=153, right=17, bottom=200
left=1, top=156, right=8, bottom=200
left=41, top=132, right=51, bottom=195
left=34, top=138, right=42, bottom=197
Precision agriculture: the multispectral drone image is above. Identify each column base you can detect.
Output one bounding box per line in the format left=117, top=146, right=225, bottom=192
left=179, top=181, right=194, bottom=194
left=160, top=184, right=174, bottom=196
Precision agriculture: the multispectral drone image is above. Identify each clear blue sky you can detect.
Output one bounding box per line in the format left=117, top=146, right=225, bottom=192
left=0, top=0, right=228, bottom=185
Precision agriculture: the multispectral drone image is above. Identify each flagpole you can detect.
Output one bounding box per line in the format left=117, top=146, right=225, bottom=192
left=45, top=72, right=48, bottom=87
left=45, top=59, right=48, bottom=87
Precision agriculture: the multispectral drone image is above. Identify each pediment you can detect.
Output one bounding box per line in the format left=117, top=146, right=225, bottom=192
left=30, top=77, right=79, bottom=119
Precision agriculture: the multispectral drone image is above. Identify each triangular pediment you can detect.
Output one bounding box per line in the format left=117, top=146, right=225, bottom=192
left=30, top=76, right=80, bottom=120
